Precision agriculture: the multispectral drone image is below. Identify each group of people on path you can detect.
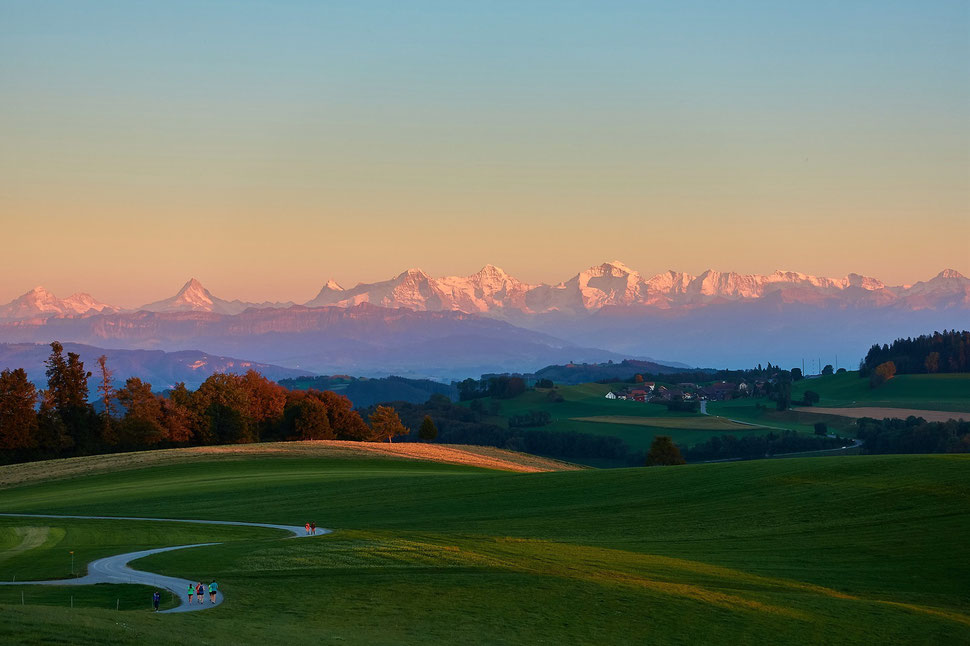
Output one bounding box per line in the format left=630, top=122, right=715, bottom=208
left=304, top=522, right=318, bottom=535
left=151, top=580, right=219, bottom=610
left=187, top=581, right=218, bottom=605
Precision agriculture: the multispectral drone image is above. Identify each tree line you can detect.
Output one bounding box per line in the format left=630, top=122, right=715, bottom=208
left=0, top=342, right=412, bottom=465
left=856, top=416, right=970, bottom=454
left=861, top=330, right=969, bottom=376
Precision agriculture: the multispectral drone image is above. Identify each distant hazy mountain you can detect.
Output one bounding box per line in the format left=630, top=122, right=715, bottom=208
left=0, top=304, right=629, bottom=380
left=0, top=342, right=311, bottom=390
left=137, top=278, right=294, bottom=315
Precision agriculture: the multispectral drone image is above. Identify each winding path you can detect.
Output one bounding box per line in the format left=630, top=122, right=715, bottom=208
left=0, top=513, right=330, bottom=613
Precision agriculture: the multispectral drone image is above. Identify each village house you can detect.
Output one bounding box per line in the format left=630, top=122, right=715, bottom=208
left=604, top=391, right=618, bottom=400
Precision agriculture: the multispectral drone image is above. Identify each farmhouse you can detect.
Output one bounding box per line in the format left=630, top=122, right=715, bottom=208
left=605, top=391, right=618, bottom=400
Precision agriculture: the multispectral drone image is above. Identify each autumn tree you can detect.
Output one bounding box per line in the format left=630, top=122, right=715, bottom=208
left=307, top=389, right=371, bottom=441
left=369, top=405, right=409, bottom=443
left=165, top=383, right=197, bottom=443
left=160, top=396, right=193, bottom=444
left=418, top=415, right=438, bottom=442
left=870, top=361, right=897, bottom=388
left=116, top=377, right=166, bottom=447
left=646, top=435, right=685, bottom=466
left=925, top=352, right=940, bottom=374
left=240, top=370, right=288, bottom=438
left=0, top=368, right=38, bottom=452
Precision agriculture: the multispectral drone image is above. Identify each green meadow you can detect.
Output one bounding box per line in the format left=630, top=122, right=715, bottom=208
left=475, top=383, right=775, bottom=454
left=0, top=450, right=968, bottom=644
left=790, top=372, right=970, bottom=412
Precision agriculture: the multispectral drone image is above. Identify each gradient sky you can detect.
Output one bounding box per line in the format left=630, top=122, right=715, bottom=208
left=1, top=0, right=967, bottom=307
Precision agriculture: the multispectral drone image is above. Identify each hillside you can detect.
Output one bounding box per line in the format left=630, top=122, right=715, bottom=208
left=0, top=442, right=580, bottom=489
left=0, top=342, right=311, bottom=390
left=0, top=452, right=967, bottom=644
left=790, top=372, right=970, bottom=413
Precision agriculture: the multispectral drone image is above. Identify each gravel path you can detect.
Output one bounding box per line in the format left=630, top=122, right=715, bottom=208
left=0, top=513, right=329, bottom=613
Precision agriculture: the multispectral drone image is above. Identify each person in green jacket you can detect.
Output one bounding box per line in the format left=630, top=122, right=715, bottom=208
left=187, top=583, right=195, bottom=604
left=208, top=580, right=218, bottom=604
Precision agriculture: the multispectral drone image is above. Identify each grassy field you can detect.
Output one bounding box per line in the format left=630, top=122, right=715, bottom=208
left=791, top=372, right=970, bottom=412
left=0, top=448, right=968, bottom=644
left=477, top=383, right=775, bottom=455
left=572, top=415, right=757, bottom=431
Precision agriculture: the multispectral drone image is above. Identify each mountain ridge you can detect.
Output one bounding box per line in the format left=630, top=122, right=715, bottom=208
left=4, top=263, right=963, bottom=322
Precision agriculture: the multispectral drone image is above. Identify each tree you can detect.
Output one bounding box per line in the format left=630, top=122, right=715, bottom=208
left=821, top=364, right=834, bottom=376
left=44, top=343, right=95, bottom=452
left=193, top=374, right=253, bottom=444
left=418, top=415, right=438, bottom=442
left=814, top=422, right=828, bottom=436
left=924, top=352, right=940, bottom=374
left=165, top=383, right=197, bottom=443
left=634, top=374, right=644, bottom=384
left=95, top=355, right=117, bottom=445
left=646, top=435, right=685, bottom=466
left=285, top=396, right=334, bottom=440
left=0, top=368, right=38, bottom=451
left=305, top=389, right=371, bottom=441
left=870, top=361, right=897, bottom=388
left=240, top=370, right=287, bottom=438
left=803, top=390, right=820, bottom=406
left=790, top=368, right=803, bottom=381
left=369, top=405, right=409, bottom=443
left=115, top=377, right=165, bottom=447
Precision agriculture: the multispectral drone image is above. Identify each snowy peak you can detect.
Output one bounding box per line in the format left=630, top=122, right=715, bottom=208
left=937, top=269, right=966, bottom=280
left=0, top=287, right=117, bottom=321
left=140, top=278, right=217, bottom=313
left=138, top=279, right=292, bottom=315
left=173, top=278, right=215, bottom=307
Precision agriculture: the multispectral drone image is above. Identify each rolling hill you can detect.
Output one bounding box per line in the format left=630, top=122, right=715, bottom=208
left=0, top=448, right=967, bottom=644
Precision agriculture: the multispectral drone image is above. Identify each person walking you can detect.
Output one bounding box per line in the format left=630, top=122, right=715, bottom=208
left=196, top=582, right=205, bottom=604
left=208, top=580, right=218, bottom=603
left=152, top=591, right=160, bottom=611
left=305, top=522, right=310, bottom=535
left=187, top=582, right=195, bottom=604
left=310, top=521, right=316, bottom=535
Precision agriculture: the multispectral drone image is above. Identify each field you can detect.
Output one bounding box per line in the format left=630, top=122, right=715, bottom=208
left=791, top=372, right=970, bottom=413
left=476, top=383, right=776, bottom=456
left=0, top=446, right=968, bottom=644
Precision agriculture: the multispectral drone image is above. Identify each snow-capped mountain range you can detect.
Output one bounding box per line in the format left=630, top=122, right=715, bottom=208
left=1, top=263, right=967, bottom=321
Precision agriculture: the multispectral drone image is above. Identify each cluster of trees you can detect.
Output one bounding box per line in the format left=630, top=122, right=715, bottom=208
left=277, top=375, right=457, bottom=409
left=456, top=376, right=528, bottom=401
left=0, top=342, right=414, bottom=465
left=856, top=416, right=970, bottom=454
left=681, top=430, right=848, bottom=462
left=861, top=331, right=969, bottom=376
left=361, top=396, right=632, bottom=463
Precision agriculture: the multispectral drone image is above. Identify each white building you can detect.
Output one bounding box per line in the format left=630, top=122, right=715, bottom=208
left=605, top=391, right=618, bottom=400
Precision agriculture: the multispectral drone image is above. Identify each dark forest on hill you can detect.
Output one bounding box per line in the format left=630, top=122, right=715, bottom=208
left=860, top=330, right=969, bottom=376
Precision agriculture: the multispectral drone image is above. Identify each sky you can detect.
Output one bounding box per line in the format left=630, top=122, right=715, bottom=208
left=1, top=0, right=967, bottom=307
